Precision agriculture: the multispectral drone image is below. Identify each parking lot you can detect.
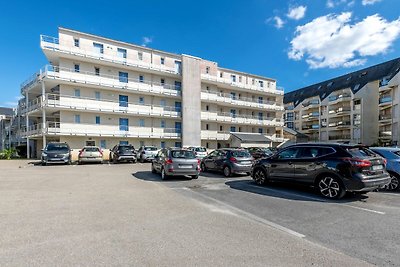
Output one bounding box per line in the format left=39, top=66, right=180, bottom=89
left=1, top=160, right=399, bottom=266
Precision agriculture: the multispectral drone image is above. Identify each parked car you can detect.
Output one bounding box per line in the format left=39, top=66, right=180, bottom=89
left=188, top=146, right=208, bottom=159
left=201, top=148, right=254, bottom=177
left=78, top=146, right=103, bottom=164
left=251, top=143, right=391, bottom=199
left=369, top=147, right=400, bottom=191
left=41, top=142, right=71, bottom=166
left=247, top=147, right=274, bottom=159
left=137, top=146, right=159, bottom=163
left=151, top=148, right=200, bottom=180
left=109, top=144, right=137, bottom=163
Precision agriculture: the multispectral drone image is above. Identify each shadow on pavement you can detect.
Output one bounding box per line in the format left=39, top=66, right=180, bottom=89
left=200, top=170, right=249, bottom=179
left=133, top=171, right=192, bottom=182
left=225, top=179, right=369, bottom=203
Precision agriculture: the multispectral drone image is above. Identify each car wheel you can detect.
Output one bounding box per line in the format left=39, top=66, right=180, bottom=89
left=385, top=173, right=400, bottom=191
left=223, top=166, right=231, bottom=177
left=191, top=175, right=199, bottom=179
left=151, top=163, right=157, bottom=174
left=253, top=168, right=267, bottom=185
left=317, top=176, right=346, bottom=199
left=140, top=156, right=145, bottom=163
left=161, top=168, right=169, bottom=180
left=201, top=162, right=207, bottom=172
left=41, top=161, right=46, bottom=166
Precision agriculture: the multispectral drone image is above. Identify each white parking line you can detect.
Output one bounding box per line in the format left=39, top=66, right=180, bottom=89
left=247, top=184, right=385, bottom=215
left=177, top=187, right=306, bottom=239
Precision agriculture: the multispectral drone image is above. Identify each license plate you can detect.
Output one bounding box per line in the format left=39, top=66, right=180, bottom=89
left=179, top=165, right=192, bottom=169
left=240, top=161, right=251, bottom=165
left=372, top=165, right=383, bottom=170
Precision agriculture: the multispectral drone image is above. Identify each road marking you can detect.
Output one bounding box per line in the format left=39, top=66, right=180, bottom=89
left=247, top=184, right=385, bottom=215
left=177, top=187, right=306, bottom=238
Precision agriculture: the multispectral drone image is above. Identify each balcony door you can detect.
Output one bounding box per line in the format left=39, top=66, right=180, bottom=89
left=119, top=95, right=128, bottom=107
left=119, top=118, right=129, bottom=131
left=175, top=122, right=182, bottom=134
left=175, top=101, right=182, bottom=113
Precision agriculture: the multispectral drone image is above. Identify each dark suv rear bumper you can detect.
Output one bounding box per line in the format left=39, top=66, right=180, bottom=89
left=345, top=175, right=391, bottom=192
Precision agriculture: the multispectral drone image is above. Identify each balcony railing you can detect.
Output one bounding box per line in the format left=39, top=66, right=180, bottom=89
left=302, top=99, right=320, bottom=107
left=201, top=112, right=283, bottom=126
left=379, top=96, right=392, bottom=104
left=21, top=65, right=181, bottom=98
left=21, top=122, right=181, bottom=139
left=40, top=35, right=180, bottom=75
left=302, top=124, right=319, bottom=130
left=201, top=74, right=283, bottom=95
left=329, top=94, right=351, bottom=102
left=23, top=94, right=181, bottom=118
left=328, top=107, right=351, bottom=115
left=329, top=135, right=351, bottom=140
left=379, top=114, right=392, bottom=121
left=379, top=131, right=392, bottom=138
left=200, top=91, right=284, bottom=111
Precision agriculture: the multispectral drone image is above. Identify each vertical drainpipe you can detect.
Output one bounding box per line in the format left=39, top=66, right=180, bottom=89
left=41, top=80, right=47, bottom=149
left=25, top=92, right=29, bottom=159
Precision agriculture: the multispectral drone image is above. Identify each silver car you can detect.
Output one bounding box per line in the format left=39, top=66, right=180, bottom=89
left=78, top=146, right=103, bottom=164
left=188, top=146, right=208, bottom=159
left=151, top=148, right=200, bottom=180
left=137, top=146, right=159, bottom=163
left=370, top=147, right=400, bottom=191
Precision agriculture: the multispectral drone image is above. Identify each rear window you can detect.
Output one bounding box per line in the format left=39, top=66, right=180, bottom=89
left=195, top=147, right=207, bottom=152
left=347, top=147, right=375, bottom=157
left=47, top=143, right=69, bottom=152
left=119, top=145, right=134, bottom=151
left=171, top=150, right=196, bottom=159
left=230, top=150, right=251, bottom=158
left=84, top=147, right=100, bottom=152
left=144, top=147, right=158, bottom=151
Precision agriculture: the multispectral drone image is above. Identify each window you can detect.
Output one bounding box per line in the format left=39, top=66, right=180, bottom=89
left=119, top=141, right=129, bottom=145
left=219, top=125, right=223, bottom=131
left=299, top=147, right=335, bottom=158
left=138, top=51, right=143, bottom=60
left=252, top=79, right=255, bottom=85
left=258, top=96, right=263, bottom=104
left=160, top=120, right=166, bottom=128
left=230, top=109, right=236, bottom=118
left=117, top=48, right=127, bottom=59
left=206, top=142, right=209, bottom=149
left=95, top=67, right=100, bottom=76
left=175, top=122, right=182, bottom=133
left=175, top=61, right=182, bottom=74
left=175, top=102, right=181, bottom=112
left=119, top=118, right=129, bottom=131
left=119, top=95, right=128, bottom=107
left=239, top=76, right=242, bottom=83
left=259, top=81, right=264, bottom=88
left=230, top=92, right=236, bottom=100
left=231, top=75, right=236, bottom=83
left=277, top=148, right=300, bottom=159
left=174, top=81, right=182, bottom=91
left=74, top=114, right=80, bottom=123
left=100, top=140, right=106, bottom=149
left=286, top=112, right=294, bottom=121
left=160, top=141, right=166, bottom=148
left=230, top=126, right=236, bottom=132
left=161, top=78, right=165, bottom=85
left=258, top=128, right=263, bottom=134
left=93, top=42, right=104, bottom=54
left=160, top=99, right=166, bottom=107
left=206, top=105, right=209, bottom=111
left=206, top=124, right=209, bottom=130
left=74, top=89, right=80, bottom=97
left=206, top=66, right=210, bottom=74
left=161, top=57, right=165, bottom=65
left=95, top=116, right=101, bottom=124
left=119, top=72, right=128, bottom=83
left=140, top=141, right=145, bottom=147
left=86, top=141, right=96, bottom=147
left=139, top=75, right=144, bottom=83
left=74, top=38, right=79, bottom=47
left=74, top=64, right=80, bottom=73
left=220, top=72, right=223, bottom=78
left=139, top=119, right=145, bottom=127
left=286, top=122, right=294, bottom=129
left=95, top=91, right=101, bottom=100
left=139, top=97, right=144, bottom=104
left=174, top=142, right=182, bottom=148
left=258, top=112, right=263, bottom=120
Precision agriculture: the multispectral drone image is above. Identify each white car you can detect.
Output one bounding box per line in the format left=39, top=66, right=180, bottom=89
left=188, top=146, right=208, bottom=159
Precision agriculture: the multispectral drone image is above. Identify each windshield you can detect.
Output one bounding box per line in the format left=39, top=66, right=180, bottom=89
left=144, top=147, right=158, bottom=151
left=231, top=150, right=251, bottom=158
left=195, top=147, right=207, bottom=152
left=84, top=147, right=100, bottom=152
left=171, top=150, right=196, bottom=159
left=347, top=147, right=375, bottom=157
left=46, top=143, right=69, bottom=152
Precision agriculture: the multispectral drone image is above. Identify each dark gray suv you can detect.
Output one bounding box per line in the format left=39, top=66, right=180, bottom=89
left=201, top=148, right=254, bottom=177
left=41, top=142, right=71, bottom=166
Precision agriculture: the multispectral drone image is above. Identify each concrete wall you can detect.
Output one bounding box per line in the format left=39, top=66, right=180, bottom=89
left=182, top=55, right=201, bottom=146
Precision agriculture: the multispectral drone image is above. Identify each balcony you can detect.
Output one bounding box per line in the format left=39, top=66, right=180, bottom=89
left=200, top=74, right=283, bottom=95
left=201, top=112, right=283, bottom=126
left=379, top=96, right=392, bottom=106
left=329, top=135, right=351, bottom=141
left=40, top=35, right=179, bottom=75
left=200, top=91, right=284, bottom=111
left=379, top=114, right=392, bottom=122
left=21, top=65, right=181, bottom=98
left=23, top=94, right=181, bottom=119
left=328, top=107, right=351, bottom=116
left=301, top=112, right=319, bottom=121
left=201, top=130, right=231, bottom=140
left=328, top=121, right=351, bottom=128
left=302, top=99, right=320, bottom=108
left=329, top=94, right=351, bottom=103
left=379, top=131, right=392, bottom=139
left=302, top=124, right=319, bottom=131
left=21, top=122, right=181, bottom=139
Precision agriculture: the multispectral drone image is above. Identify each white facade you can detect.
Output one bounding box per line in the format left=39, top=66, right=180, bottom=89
left=19, top=28, right=284, bottom=158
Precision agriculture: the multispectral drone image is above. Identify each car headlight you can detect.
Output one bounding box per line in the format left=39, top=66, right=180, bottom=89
left=42, top=152, right=47, bottom=157
left=63, top=154, right=69, bottom=158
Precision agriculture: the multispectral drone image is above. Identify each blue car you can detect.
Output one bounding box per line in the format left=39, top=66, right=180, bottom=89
left=370, top=147, right=400, bottom=191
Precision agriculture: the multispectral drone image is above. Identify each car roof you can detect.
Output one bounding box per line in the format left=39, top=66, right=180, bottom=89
left=370, top=147, right=400, bottom=152
left=286, top=142, right=364, bottom=148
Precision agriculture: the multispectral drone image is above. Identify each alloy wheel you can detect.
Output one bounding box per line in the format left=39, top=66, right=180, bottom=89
left=385, top=175, right=399, bottom=191
left=318, top=177, right=341, bottom=198
left=223, top=166, right=231, bottom=177
left=253, top=169, right=266, bottom=185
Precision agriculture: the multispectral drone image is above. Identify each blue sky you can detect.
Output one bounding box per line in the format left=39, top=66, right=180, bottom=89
left=0, top=0, right=399, bottom=107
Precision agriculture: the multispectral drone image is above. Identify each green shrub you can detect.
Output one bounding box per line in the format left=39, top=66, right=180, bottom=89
left=0, top=148, right=17, bottom=160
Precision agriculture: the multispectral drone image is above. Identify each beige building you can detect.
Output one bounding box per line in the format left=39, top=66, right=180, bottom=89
left=284, top=58, right=400, bottom=146
left=19, top=27, right=284, bottom=158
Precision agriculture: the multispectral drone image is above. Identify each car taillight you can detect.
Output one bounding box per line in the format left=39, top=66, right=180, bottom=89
left=229, top=157, right=237, bottom=163
left=343, top=158, right=372, bottom=168
left=165, top=159, right=173, bottom=164
left=78, top=150, right=83, bottom=157
left=383, top=158, right=387, bottom=165
left=99, top=149, right=103, bottom=156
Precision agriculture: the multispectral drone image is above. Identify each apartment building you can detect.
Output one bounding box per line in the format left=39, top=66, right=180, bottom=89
left=284, top=58, right=400, bottom=146
left=19, top=27, right=284, bottom=158
left=0, top=107, right=14, bottom=150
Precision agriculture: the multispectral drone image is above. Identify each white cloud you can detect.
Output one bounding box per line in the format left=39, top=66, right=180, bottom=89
left=272, top=16, right=285, bottom=29
left=288, top=12, right=400, bottom=69
left=141, top=36, right=153, bottom=47
left=362, top=0, right=382, bottom=5
left=327, top=0, right=335, bottom=8
left=287, top=5, right=307, bottom=20
left=326, top=0, right=354, bottom=8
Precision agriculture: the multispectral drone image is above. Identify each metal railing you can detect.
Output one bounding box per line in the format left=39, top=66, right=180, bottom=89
left=329, top=94, right=352, bottom=102
left=379, top=114, right=392, bottom=120
left=40, top=35, right=180, bottom=75
left=329, top=135, right=351, bottom=140
left=379, top=96, right=392, bottom=104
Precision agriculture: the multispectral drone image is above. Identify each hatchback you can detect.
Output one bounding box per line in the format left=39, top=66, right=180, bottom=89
left=109, top=144, right=137, bottom=163
left=201, top=148, right=254, bottom=177
left=251, top=143, right=391, bottom=199
left=188, top=146, right=208, bottom=159
left=369, top=147, right=400, bottom=191
left=137, top=146, right=159, bottom=163
left=41, top=142, right=71, bottom=166
left=78, top=146, right=103, bottom=164
left=151, top=148, right=200, bottom=180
